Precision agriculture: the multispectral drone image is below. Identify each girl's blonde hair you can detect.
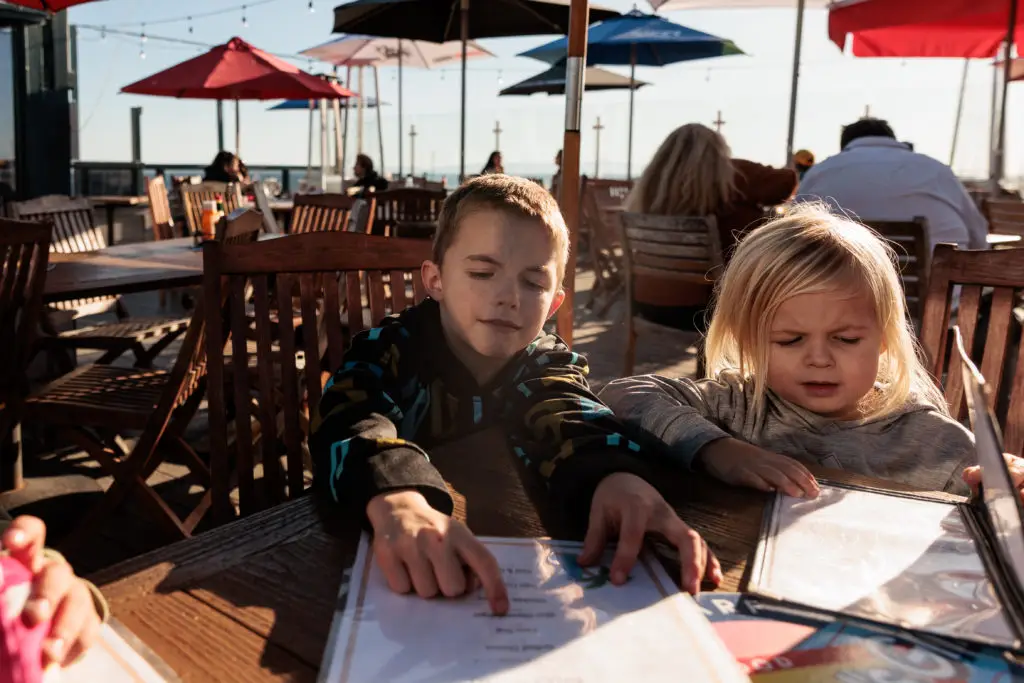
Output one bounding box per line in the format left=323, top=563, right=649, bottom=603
left=704, top=203, right=947, bottom=419
left=624, top=123, right=736, bottom=215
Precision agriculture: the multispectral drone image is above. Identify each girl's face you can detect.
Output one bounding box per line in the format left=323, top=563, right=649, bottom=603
left=766, top=287, right=883, bottom=419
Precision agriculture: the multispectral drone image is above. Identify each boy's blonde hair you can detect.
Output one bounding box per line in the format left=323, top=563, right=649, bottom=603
left=433, top=174, right=570, bottom=281
left=704, top=203, right=947, bottom=419
left=624, top=123, right=736, bottom=216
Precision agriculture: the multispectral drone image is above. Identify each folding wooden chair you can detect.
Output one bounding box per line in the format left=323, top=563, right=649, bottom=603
left=10, top=196, right=193, bottom=369
left=179, top=182, right=242, bottom=237
left=203, top=231, right=432, bottom=523
left=146, top=176, right=177, bottom=242
left=289, top=193, right=375, bottom=234
left=372, top=187, right=445, bottom=237
left=862, top=217, right=931, bottom=328
left=21, top=210, right=263, bottom=549
left=580, top=176, right=633, bottom=315
left=619, top=212, right=722, bottom=377
left=984, top=198, right=1024, bottom=237
left=0, top=219, right=51, bottom=491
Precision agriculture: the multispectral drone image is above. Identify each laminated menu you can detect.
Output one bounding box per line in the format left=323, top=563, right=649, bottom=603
left=748, top=327, right=1024, bottom=655
left=318, top=536, right=750, bottom=683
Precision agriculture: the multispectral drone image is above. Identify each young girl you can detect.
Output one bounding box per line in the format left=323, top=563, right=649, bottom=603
left=602, top=204, right=1020, bottom=498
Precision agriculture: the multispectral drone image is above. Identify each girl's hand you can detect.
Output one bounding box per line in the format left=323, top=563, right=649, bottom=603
left=697, top=438, right=820, bottom=498
left=3, top=516, right=102, bottom=667
left=962, top=453, right=1024, bottom=503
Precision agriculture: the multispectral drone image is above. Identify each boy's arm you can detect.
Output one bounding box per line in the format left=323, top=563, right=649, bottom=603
left=311, top=322, right=453, bottom=519
left=506, top=347, right=658, bottom=523
left=599, top=372, right=748, bottom=470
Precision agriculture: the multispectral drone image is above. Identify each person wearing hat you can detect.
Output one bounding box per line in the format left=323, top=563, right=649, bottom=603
left=793, top=149, right=815, bottom=180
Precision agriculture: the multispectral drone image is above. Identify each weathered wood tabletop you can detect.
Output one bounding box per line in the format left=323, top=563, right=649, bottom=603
left=44, top=237, right=203, bottom=303
left=89, top=428, right=958, bottom=682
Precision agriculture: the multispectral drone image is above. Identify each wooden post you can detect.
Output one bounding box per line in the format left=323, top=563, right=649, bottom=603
left=713, top=110, right=725, bottom=132
left=556, top=0, right=589, bottom=347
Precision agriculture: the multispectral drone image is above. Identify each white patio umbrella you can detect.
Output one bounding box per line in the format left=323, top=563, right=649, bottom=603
left=649, top=0, right=833, bottom=165
left=302, top=35, right=495, bottom=177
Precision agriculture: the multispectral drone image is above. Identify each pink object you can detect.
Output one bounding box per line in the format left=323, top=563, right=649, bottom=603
left=0, top=556, right=49, bottom=683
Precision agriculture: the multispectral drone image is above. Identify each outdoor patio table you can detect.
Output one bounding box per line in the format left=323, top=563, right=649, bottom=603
left=88, top=428, right=954, bottom=682
left=90, top=195, right=151, bottom=246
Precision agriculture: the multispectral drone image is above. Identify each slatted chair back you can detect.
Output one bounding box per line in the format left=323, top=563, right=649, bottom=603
left=9, top=196, right=104, bottom=253
left=862, top=217, right=931, bottom=325
left=0, top=219, right=51, bottom=402
left=289, top=193, right=376, bottom=234
left=180, top=182, right=241, bottom=237
left=372, top=188, right=446, bottom=236
left=579, top=176, right=633, bottom=313
left=619, top=212, right=722, bottom=375
left=250, top=181, right=282, bottom=234
left=985, top=198, right=1024, bottom=237
left=408, top=176, right=446, bottom=192
left=919, top=245, right=1024, bottom=454
left=203, top=232, right=432, bottom=521
left=146, top=176, right=176, bottom=241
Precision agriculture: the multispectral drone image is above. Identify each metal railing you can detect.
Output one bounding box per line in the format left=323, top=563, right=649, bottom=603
left=72, top=161, right=314, bottom=197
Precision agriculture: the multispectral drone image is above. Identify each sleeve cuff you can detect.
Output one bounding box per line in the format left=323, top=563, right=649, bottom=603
left=340, top=446, right=455, bottom=522
left=548, top=450, right=656, bottom=532
left=659, top=417, right=732, bottom=471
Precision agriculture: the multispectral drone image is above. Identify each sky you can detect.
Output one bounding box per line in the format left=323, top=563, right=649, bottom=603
left=67, top=0, right=1021, bottom=181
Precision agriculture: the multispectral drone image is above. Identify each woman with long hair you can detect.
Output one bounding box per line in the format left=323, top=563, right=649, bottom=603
left=481, top=151, right=504, bottom=175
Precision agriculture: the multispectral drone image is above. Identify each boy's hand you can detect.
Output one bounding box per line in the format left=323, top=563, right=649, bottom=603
left=3, top=516, right=102, bottom=667
left=366, top=491, right=509, bottom=615
left=698, top=438, right=819, bottom=499
left=577, top=472, right=722, bottom=595
left=963, top=453, right=1024, bottom=503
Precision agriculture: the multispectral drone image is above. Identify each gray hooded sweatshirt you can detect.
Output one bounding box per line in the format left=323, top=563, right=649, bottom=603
left=599, top=370, right=975, bottom=495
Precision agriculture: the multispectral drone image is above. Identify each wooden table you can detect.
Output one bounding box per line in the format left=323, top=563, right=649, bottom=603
left=90, top=429, right=955, bottom=682
left=90, top=195, right=150, bottom=246
left=44, top=237, right=202, bottom=303
left=988, top=232, right=1021, bottom=246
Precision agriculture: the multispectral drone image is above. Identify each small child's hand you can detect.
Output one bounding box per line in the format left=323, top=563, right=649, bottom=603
left=3, top=515, right=102, bottom=667
left=962, top=453, right=1024, bottom=503
left=698, top=438, right=820, bottom=499
left=366, top=491, right=509, bottom=615
left=578, top=472, right=722, bottom=595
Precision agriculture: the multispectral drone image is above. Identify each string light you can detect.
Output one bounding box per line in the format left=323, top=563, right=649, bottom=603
left=308, top=0, right=315, bottom=12
left=242, top=5, right=248, bottom=28
left=100, top=26, right=106, bottom=41
left=140, top=24, right=147, bottom=43
left=187, top=16, right=193, bottom=34
left=497, top=69, right=503, bottom=86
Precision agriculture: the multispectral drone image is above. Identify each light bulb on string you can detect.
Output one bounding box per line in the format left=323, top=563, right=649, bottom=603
left=497, top=70, right=503, bottom=86
left=308, top=0, right=315, bottom=12
left=140, top=46, right=146, bottom=59
left=705, top=68, right=711, bottom=83
left=187, top=16, right=193, bottom=34
left=242, top=6, right=248, bottom=28
left=100, top=26, right=106, bottom=41
left=140, top=24, right=147, bottom=43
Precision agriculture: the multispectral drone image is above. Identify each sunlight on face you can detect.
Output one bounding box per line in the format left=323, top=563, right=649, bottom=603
left=766, top=288, right=883, bottom=419
left=423, top=209, right=565, bottom=384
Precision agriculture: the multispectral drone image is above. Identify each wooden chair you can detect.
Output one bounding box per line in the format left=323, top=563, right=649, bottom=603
left=21, top=210, right=263, bottom=549
left=919, top=244, right=1024, bottom=453
left=10, top=196, right=193, bottom=370
left=203, top=232, right=432, bottom=522
left=862, top=217, right=931, bottom=326
left=289, top=193, right=375, bottom=234
left=146, top=176, right=176, bottom=241
left=372, top=188, right=446, bottom=237
left=581, top=176, right=633, bottom=315
left=408, top=176, right=446, bottom=192
left=984, top=198, right=1024, bottom=237
left=0, top=220, right=51, bottom=490
left=180, top=182, right=242, bottom=237
left=619, top=212, right=722, bottom=377
left=250, top=181, right=282, bottom=235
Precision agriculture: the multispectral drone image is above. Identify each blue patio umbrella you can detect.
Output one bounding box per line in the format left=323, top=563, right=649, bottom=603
left=520, top=9, right=744, bottom=179
left=268, top=97, right=387, bottom=110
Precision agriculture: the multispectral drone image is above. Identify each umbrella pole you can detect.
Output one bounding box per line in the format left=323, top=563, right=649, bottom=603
left=627, top=45, right=636, bottom=182
left=375, top=65, right=385, bottom=176
left=217, top=100, right=225, bottom=151
left=992, top=0, right=1019, bottom=194
left=556, top=0, right=589, bottom=347
left=307, top=99, right=315, bottom=181
left=235, top=98, right=241, bottom=157
left=342, top=66, right=352, bottom=184
left=783, top=0, right=806, bottom=166
left=321, top=98, right=329, bottom=190
left=460, top=0, right=469, bottom=183
left=333, top=66, right=344, bottom=175
left=398, top=39, right=404, bottom=178
left=950, top=58, right=969, bottom=167
left=358, top=66, right=365, bottom=155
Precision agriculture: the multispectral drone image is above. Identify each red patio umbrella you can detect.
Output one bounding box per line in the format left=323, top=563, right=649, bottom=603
left=5, top=0, right=101, bottom=9
left=121, top=37, right=354, bottom=154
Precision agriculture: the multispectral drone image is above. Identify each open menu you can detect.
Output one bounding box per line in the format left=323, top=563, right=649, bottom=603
left=748, top=327, right=1024, bottom=654
left=48, top=619, right=176, bottom=682
left=318, top=535, right=750, bottom=683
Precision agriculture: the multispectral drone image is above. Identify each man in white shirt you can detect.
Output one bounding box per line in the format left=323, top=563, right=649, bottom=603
left=795, top=118, right=988, bottom=251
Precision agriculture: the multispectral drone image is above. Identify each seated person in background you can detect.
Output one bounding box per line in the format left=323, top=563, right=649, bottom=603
left=792, top=149, right=815, bottom=180
left=602, top=204, right=1024, bottom=498
left=795, top=118, right=987, bottom=251
left=351, top=154, right=389, bottom=197
left=481, top=151, right=504, bottom=175
left=236, top=160, right=251, bottom=185
left=623, top=123, right=797, bottom=329
left=311, top=176, right=721, bottom=614
left=0, top=514, right=108, bottom=669
left=203, top=151, right=242, bottom=183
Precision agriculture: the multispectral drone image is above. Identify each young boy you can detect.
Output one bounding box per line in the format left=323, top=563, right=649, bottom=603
left=311, top=176, right=721, bottom=613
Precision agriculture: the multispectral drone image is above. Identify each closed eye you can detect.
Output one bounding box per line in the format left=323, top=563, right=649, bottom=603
left=468, top=271, right=493, bottom=280
left=774, top=337, right=802, bottom=346
left=523, top=279, right=547, bottom=291
left=836, top=336, right=861, bottom=345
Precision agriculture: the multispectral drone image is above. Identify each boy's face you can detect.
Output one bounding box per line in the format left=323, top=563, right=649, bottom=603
left=423, top=208, right=565, bottom=382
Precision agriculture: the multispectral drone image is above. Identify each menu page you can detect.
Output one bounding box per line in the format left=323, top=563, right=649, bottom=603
left=753, top=484, right=1015, bottom=649
left=55, top=620, right=174, bottom=682
left=319, top=534, right=749, bottom=683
